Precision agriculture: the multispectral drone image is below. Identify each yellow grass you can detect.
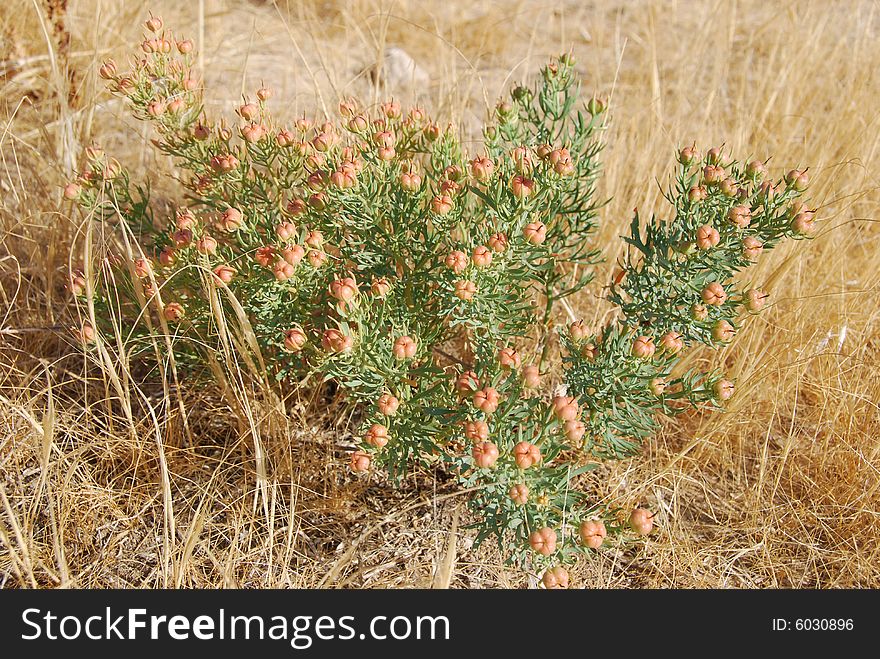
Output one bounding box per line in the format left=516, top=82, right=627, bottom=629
left=1, top=0, right=878, bottom=587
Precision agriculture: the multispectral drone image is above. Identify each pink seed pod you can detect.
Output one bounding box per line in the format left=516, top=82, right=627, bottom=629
left=347, top=114, right=369, bottom=133
left=727, top=204, right=752, bottom=229
left=553, top=154, right=575, bottom=176
left=742, top=236, right=764, bottom=260
left=580, top=342, right=597, bottom=360
left=542, top=566, right=569, bottom=590
left=579, top=520, right=607, bottom=549
left=275, top=129, right=296, bottom=147
left=431, top=195, right=454, bottom=215
left=523, top=222, right=547, bottom=245
left=377, top=393, right=400, bottom=416
left=424, top=123, right=441, bottom=141
left=241, top=123, right=266, bottom=143
left=745, top=288, right=768, bottom=313
left=649, top=377, right=666, bottom=396
left=464, top=419, right=489, bottom=442
left=254, top=245, right=275, bottom=268
left=659, top=331, right=683, bottom=353
left=471, top=245, right=493, bottom=268
left=488, top=232, right=509, bottom=253
left=183, top=77, right=199, bottom=91
left=442, top=165, right=463, bottom=182
left=472, top=441, right=499, bottom=468
left=509, top=484, right=529, bottom=506
left=176, top=209, right=197, bottom=230
left=513, top=441, right=541, bottom=469
left=784, top=168, right=809, bottom=191
left=522, top=364, right=541, bottom=389
left=497, top=347, right=521, bottom=370
left=399, top=171, right=422, bottom=192
left=147, top=100, right=166, bottom=117
left=746, top=159, right=768, bottom=180
left=706, top=146, right=723, bottom=165
left=77, top=321, right=96, bottom=344
left=714, top=379, right=735, bottom=401
left=350, top=450, right=371, bottom=473
left=455, top=370, right=480, bottom=394
left=552, top=395, right=580, bottom=422
left=569, top=319, right=590, bottom=341
left=163, top=302, right=185, bottom=322
left=587, top=96, right=606, bottom=114
left=272, top=260, right=295, bottom=282
left=563, top=419, right=586, bottom=444
left=98, top=59, right=117, bottom=80
left=632, top=335, right=656, bottom=359
left=63, top=183, right=81, bottom=200
left=510, top=175, right=535, bottom=199
left=381, top=100, right=402, bottom=120
left=196, top=235, right=218, bottom=255
left=286, top=198, right=306, bottom=216
left=283, top=327, right=307, bottom=353
left=445, top=250, right=469, bottom=274
left=469, top=156, right=495, bottom=183
left=114, top=77, right=135, bottom=94
left=305, top=230, right=324, bottom=249
left=629, top=508, right=654, bottom=536
left=529, top=527, right=557, bottom=556
left=678, top=144, right=700, bottom=166
left=308, top=192, right=327, bottom=210
left=791, top=211, right=816, bottom=235
left=702, top=164, right=725, bottom=185
left=176, top=39, right=194, bottom=54
left=473, top=387, right=500, bottom=415
left=170, top=229, right=192, bottom=247
left=330, top=168, right=357, bottom=189
left=255, top=87, right=273, bottom=102
left=364, top=424, right=389, bottom=449
left=145, top=15, right=163, bottom=32
left=238, top=103, right=259, bottom=122
left=307, top=249, right=327, bottom=268
left=220, top=207, right=243, bottom=232
left=371, top=277, right=392, bottom=298
left=377, top=146, right=396, bottom=161
left=322, top=328, right=353, bottom=353
left=159, top=247, right=176, bottom=267
left=454, top=280, right=476, bottom=301
left=712, top=319, right=735, bottom=343
left=68, top=270, right=87, bottom=297
left=439, top=179, right=461, bottom=197
left=688, top=185, right=708, bottom=203
left=511, top=146, right=533, bottom=174
left=408, top=107, right=426, bottom=123
left=701, top=282, right=727, bottom=306
left=193, top=123, right=211, bottom=140
left=212, top=264, right=236, bottom=284
left=719, top=177, right=738, bottom=197
left=276, top=221, right=297, bottom=241
left=134, top=257, right=153, bottom=279
left=311, top=131, right=335, bottom=152
left=372, top=130, right=395, bottom=149
left=282, top=245, right=305, bottom=266
left=690, top=303, right=709, bottom=321
left=392, top=335, right=417, bottom=360
left=329, top=276, right=359, bottom=302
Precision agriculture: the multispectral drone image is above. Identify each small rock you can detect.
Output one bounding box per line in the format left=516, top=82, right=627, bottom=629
left=371, top=47, right=430, bottom=89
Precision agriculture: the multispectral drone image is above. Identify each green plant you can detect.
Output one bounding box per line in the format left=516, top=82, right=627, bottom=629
left=65, top=16, right=816, bottom=586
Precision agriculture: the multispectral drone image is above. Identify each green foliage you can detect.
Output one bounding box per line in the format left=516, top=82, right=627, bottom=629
left=64, top=19, right=815, bottom=582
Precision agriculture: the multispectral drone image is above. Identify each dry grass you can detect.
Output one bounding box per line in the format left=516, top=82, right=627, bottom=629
left=1, top=0, right=879, bottom=588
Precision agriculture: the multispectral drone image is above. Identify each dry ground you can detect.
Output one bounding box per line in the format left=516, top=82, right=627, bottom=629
left=1, top=0, right=879, bottom=588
